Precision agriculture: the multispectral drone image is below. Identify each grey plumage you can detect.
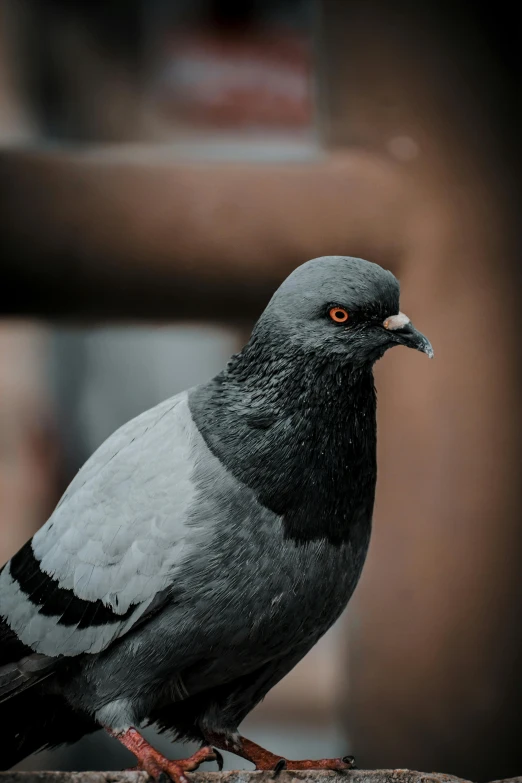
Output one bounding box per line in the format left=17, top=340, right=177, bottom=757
left=0, top=255, right=432, bottom=769
left=1, top=393, right=198, bottom=658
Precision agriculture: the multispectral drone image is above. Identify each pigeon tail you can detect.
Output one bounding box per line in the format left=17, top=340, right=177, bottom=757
left=0, top=688, right=98, bottom=769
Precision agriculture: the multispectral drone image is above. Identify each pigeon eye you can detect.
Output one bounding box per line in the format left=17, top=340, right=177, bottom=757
left=329, top=307, right=349, bottom=323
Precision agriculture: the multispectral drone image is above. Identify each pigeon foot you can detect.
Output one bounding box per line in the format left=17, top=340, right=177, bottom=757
left=108, top=727, right=218, bottom=783
left=206, top=733, right=356, bottom=772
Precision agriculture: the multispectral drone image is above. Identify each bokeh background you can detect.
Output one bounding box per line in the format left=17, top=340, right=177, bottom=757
left=1, top=1, right=520, bottom=781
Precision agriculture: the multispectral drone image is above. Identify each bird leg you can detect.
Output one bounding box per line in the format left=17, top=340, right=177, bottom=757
left=206, top=732, right=356, bottom=772
left=106, top=727, right=219, bottom=783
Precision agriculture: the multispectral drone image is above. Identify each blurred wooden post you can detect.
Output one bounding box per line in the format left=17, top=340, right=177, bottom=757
left=0, top=149, right=407, bottom=320
left=318, top=1, right=522, bottom=780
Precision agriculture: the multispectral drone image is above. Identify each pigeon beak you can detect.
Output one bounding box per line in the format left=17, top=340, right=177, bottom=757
left=383, top=313, right=434, bottom=358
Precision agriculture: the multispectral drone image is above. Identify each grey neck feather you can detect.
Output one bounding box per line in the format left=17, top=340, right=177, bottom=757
left=189, top=327, right=377, bottom=546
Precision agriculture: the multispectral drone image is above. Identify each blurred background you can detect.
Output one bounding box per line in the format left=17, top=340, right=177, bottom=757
left=0, top=0, right=520, bottom=781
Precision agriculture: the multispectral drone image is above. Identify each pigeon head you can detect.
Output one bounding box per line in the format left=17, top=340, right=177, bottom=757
left=191, top=255, right=433, bottom=545
left=256, top=255, right=433, bottom=366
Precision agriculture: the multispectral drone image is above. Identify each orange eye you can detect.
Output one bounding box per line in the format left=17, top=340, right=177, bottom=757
left=329, top=307, right=349, bottom=323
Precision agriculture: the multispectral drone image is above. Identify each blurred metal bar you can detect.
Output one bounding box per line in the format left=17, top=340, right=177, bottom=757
left=0, top=148, right=407, bottom=321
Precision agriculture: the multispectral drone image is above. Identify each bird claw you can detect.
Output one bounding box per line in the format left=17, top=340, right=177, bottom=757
left=273, top=759, right=287, bottom=776
left=108, top=728, right=217, bottom=783
left=213, top=747, right=224, bottom=771
left=131, top=744, right=216, bottom=782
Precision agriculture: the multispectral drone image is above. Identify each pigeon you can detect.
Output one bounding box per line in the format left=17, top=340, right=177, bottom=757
left=0, top=256, right=433, bottom=780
